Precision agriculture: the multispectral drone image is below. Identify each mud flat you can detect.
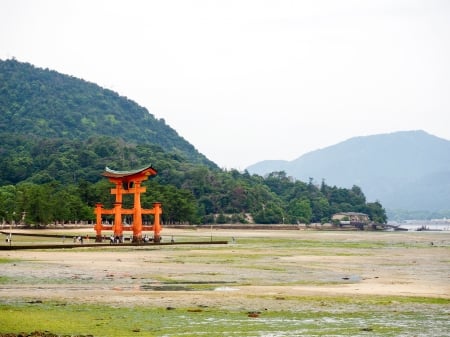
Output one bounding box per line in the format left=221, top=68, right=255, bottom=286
left=1, top=228, right=449, bottom=336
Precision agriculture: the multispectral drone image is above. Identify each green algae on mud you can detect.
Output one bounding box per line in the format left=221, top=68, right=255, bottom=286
left=1, top=300, right=449, bottom=337
left=1, top=229, right=449, bottom=336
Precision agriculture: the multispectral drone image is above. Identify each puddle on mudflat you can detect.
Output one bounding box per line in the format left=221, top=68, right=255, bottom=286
left=140, top=280, right=236, bottom=291
left=214, top=286, right=239, bottom=291
left=340, top=274, right=361, bottom=282
left=140, top=284, right=191, bottom=291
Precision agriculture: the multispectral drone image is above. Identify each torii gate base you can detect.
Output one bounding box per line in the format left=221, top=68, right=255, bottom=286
left=94, top=166, right=162, bottom=243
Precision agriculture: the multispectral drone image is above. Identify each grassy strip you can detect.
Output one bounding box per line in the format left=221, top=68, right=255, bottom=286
left=1, top=299, right=448, bottom=337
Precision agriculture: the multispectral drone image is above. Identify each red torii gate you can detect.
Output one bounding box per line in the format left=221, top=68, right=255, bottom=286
left=94, top=165, right=162, bottom=243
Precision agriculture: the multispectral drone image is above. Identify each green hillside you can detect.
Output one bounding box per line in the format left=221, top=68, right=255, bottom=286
left=0, top=58, right=214, bottom=167
left=0, top=58, right=386, bottom=226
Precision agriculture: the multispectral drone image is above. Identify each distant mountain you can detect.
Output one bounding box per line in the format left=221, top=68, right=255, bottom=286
left=0, top=58, right=215, bottom=168
left=247, top=130, right=450, bottom=213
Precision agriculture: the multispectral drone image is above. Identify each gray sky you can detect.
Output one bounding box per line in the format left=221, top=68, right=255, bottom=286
left=1, top=0, right=449, bottom=170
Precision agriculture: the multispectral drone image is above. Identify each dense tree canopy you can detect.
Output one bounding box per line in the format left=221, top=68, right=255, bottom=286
left=0, top=135, right=387, bottom=225
left=0, top=59, right=214, bottom=167
left=0, top=58, right=387, bottom=226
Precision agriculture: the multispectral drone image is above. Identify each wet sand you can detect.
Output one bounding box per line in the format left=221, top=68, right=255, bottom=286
left=0, top=228, right=449, bottom=310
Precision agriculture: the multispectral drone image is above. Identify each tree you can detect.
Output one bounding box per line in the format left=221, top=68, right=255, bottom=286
left=311, top=197, right=331, bottom=223
left=0, top=185, right=17, bottom=223
left=363, top=201, right=387, bottom=224
left=287, top=198, right=312, bottom=224
left=253, top=203, right=284, bottom=224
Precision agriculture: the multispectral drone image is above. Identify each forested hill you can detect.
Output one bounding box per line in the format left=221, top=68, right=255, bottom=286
left=0, top=58, right=214, bottom=168
left=0, top=58, right=387, bottom=226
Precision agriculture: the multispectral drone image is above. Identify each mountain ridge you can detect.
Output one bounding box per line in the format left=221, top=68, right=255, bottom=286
left=247, top=130, right=450, bottom=213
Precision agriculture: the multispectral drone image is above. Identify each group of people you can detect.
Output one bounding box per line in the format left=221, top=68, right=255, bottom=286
left=66, top=234, right=158, bottom=244
left=109, top=235, right=123, bottom=244
left=73, top=235, right=89, bottom=244
left=107, top=234, right=155, bottom=244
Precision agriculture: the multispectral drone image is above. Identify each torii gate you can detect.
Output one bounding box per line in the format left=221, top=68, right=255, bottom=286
left=94, top=165, right=162, bottom=243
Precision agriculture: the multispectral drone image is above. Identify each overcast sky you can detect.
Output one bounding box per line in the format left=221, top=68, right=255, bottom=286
left=1, top=0, right=449, bottom=170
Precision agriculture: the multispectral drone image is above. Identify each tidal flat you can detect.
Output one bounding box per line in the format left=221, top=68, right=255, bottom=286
left=0, top=228, right=449, bottom=336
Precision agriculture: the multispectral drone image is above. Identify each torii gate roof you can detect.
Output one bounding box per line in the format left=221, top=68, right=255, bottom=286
left=102, top=165, right=157, bottom=179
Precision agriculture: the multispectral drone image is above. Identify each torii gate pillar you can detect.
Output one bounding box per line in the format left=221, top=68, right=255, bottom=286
left=94, top=165, right=162, bottom=243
